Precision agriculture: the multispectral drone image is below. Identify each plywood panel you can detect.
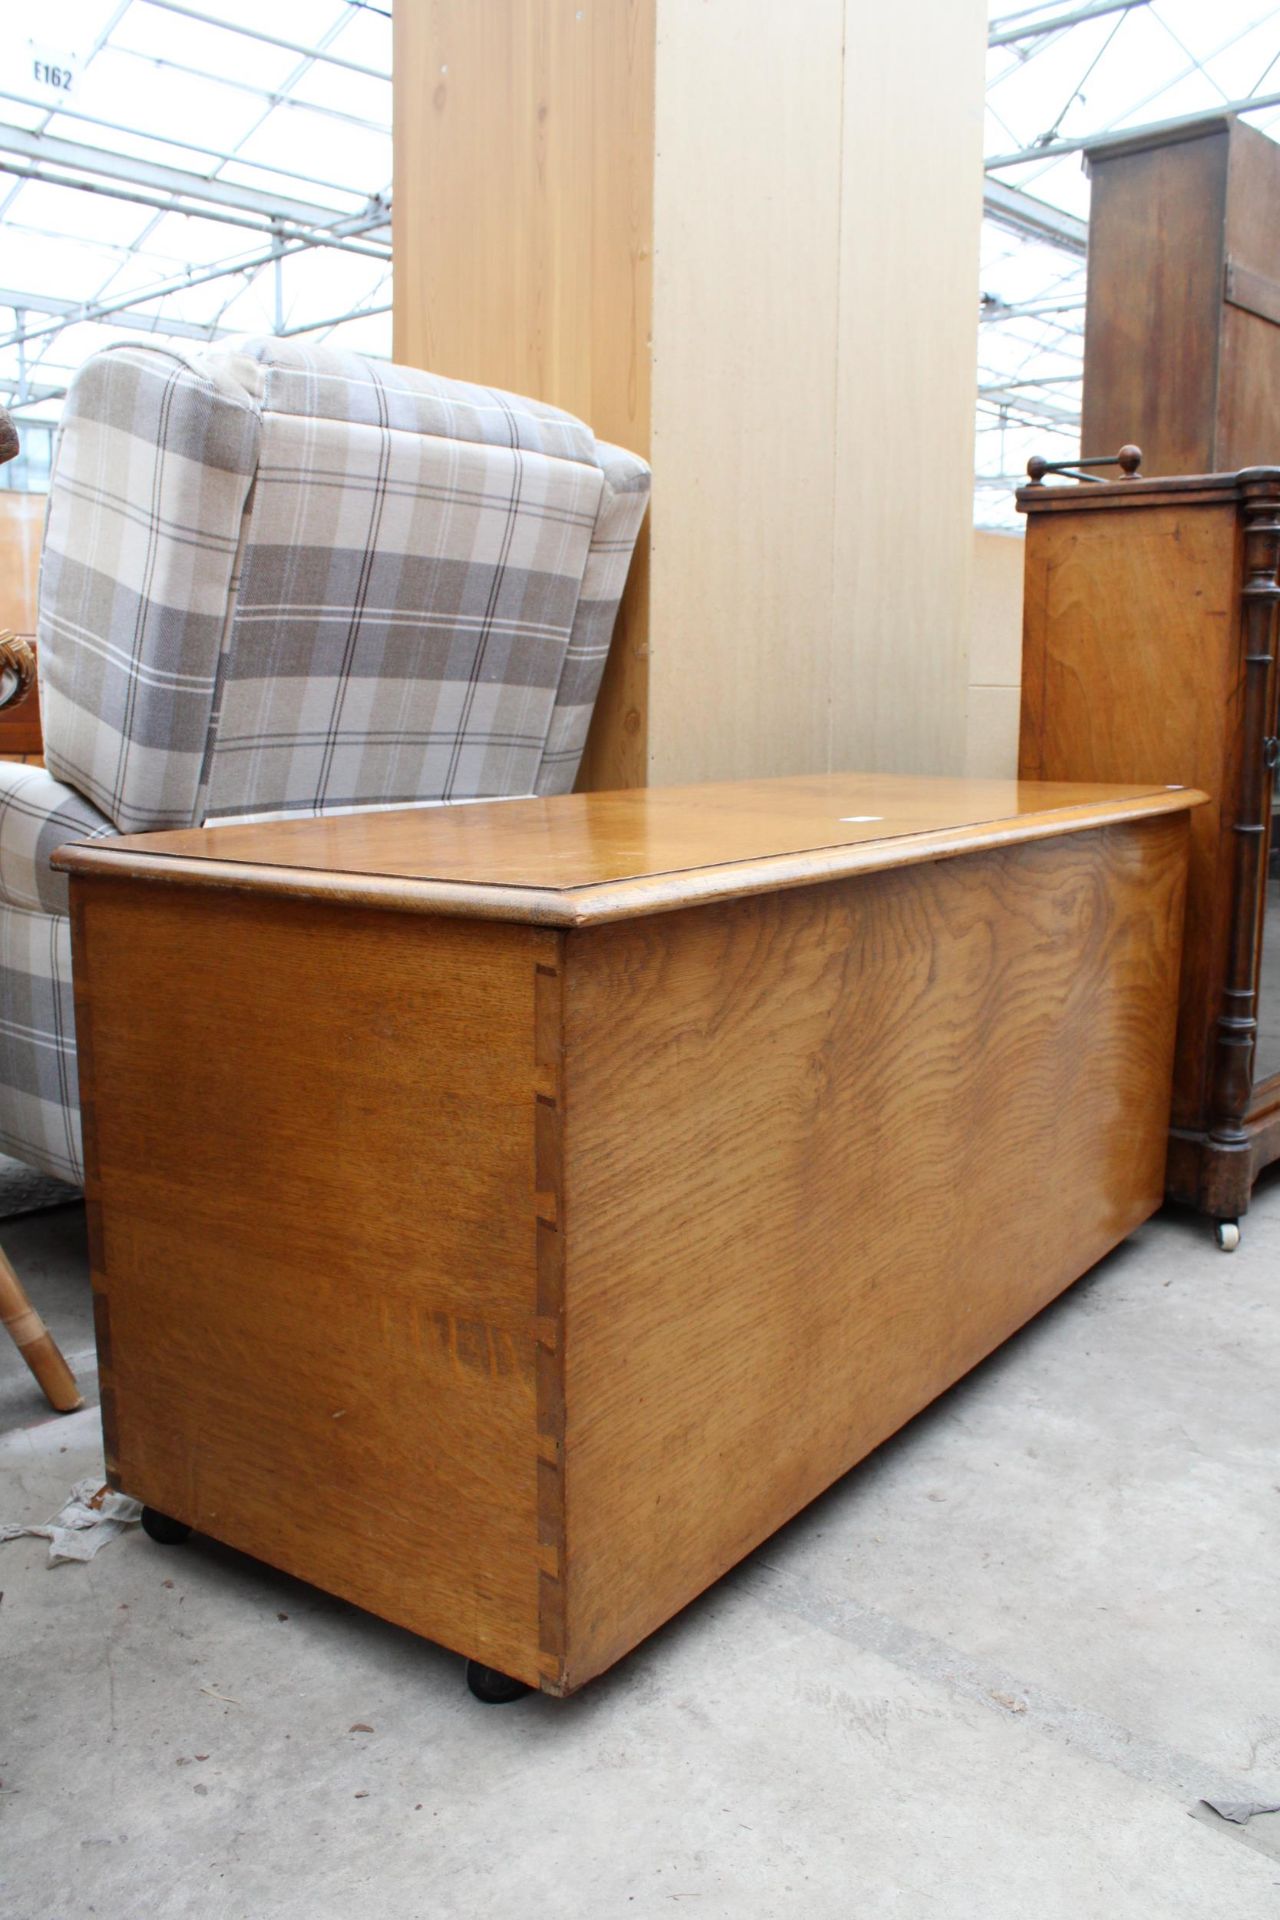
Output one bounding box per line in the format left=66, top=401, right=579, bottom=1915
left=0, top=491, right=43, bottom=634
left=393, top=0, right=654, bottom=788
left=971, top=528, right=1025, bottom=688
left=965, top=684, right=1020, bottom=779
left=831, top=0, right=986, bottom=778
left=645, top=0, right=843, bottom=787
left=393, top=0, right=987, bottom=791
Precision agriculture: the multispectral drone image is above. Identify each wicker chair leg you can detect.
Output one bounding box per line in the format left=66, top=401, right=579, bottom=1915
left=0, top=1242, right=82, bottom=1413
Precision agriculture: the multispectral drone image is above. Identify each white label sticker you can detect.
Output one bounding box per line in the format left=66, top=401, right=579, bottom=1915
left=25, top=42, right=79, bottom=104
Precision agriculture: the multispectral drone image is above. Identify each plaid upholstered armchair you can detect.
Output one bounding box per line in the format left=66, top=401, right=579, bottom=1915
left=0, top=341, right=649, bottom=1405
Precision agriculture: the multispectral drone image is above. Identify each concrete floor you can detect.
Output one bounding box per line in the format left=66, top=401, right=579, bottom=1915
left=2, top=1174, right=1279, bottom=1919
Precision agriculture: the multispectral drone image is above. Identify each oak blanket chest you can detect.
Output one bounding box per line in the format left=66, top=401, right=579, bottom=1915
left=56, top=773, right=1198, bottom=1698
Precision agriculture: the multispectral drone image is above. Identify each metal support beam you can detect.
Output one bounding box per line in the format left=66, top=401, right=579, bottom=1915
left=138, top=0, right=392, bottom=82
left=276, top=300, right=393, bottom=339
left=110, top=45, right=389, bottom=138
left=977, top=399, right=1082, bottom=430
left=0, top=287, right=231, bottom=343
left=0, top=90, right=374, bottom=211
left=0, top=380, right=70, bottom=408
left=0, top=215, right=392, bottom=355
left=977, top=388, right=1083, bottom=425
left=981, top=293, right=1086, bottom=320
left=978, top=373, right=1084, bottom=392
left=986, top=92, right=1280, bottom=168
left=989, top=0, right=1149, bottom=49
left=0, top=158, right=388, bottom=260
left=983, top=180, right=1088, bottom=252
left=0, top=125, right=358, bottom=232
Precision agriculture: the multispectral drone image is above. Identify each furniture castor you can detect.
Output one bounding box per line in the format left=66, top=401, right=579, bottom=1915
left=1215, top=1220, right=1241, bottom=1253
left=466, top=1661, right=530, bottom=1705
left=140, top=1507, right=192, bottom=1546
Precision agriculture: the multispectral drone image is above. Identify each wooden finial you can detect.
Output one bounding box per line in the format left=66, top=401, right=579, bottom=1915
left=0, top=409, right=17, bottom=466
left=1026, top=454, right=1049, bottom=485
left=1117, top=444, right=1143, bottom=477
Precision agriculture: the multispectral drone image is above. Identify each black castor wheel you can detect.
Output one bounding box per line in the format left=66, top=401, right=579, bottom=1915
left=140, top=1506, right=191, bottom=1545
left=466, top=1660, right=531, bottom=1705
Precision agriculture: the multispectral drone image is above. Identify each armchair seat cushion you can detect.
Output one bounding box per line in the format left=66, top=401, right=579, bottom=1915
left=0, top=764, right=115, bottom=915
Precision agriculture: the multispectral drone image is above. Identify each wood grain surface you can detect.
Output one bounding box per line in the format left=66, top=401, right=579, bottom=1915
left=1217, top=127, right=1280, bottom=468
left=393, top=0, right=655, bottom=790
left=556, top=814, right=1190, bottom=1688
left=1019, top=469, right=1280, bottom=1226
left=1082, top=118, right=1280, bottom=479
left=73, top=881, right=559, bottom=1685
left=1019, top=502, right=1238, bottom=1130
left=54, top=773, right=1199, bottom=927
left=392, top=0, right=985, bottom=793
left=1082, top=125, right=1229, bottom=478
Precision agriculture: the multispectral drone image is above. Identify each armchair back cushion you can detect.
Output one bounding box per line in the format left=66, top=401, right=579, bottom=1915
left=38, top=340, right=649, bottom=832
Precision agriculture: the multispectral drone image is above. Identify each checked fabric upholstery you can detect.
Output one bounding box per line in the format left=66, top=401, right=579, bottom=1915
left=0, top=338, right=649, bottom=1182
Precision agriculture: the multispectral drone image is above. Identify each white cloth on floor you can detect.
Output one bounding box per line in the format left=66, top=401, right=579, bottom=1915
left=0, top=1475, right=142, bottom=1562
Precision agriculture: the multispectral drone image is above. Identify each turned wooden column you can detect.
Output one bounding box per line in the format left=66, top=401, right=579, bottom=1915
left=1203, top=474, right=1280, bottom=1205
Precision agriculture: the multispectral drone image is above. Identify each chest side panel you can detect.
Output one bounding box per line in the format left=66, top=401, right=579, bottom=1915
left=558, top=816, right=1189, bottom=1688
left=72, top=878, right=555, bottom=1683
left=1020, top=501, right=1239, bottom=1127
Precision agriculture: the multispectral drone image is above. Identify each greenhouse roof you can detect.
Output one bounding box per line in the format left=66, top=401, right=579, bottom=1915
left=2, top=1, right=1280, bottom=523
left=0, top=0, right=391, bottom=483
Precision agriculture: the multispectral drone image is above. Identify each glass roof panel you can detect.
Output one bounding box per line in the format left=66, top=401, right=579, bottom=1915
left=232, top=111, right=391, bottom=195
left=215, top=159, right=370, bottom=215
left=286, top=61, right=392, bottom=124
left=0, top=95, right=53, bottom=133
left=325, top=5, right=395, bottom=69
left=137, top=208, right=272, bottom=266
left=111, top=8, right=301, bottom=90
left=70, top=45, right=266, bottom=150
left=1, top=176, right=155, bottom=247
left=36, top=110, right=233, bottom=175
left=0, top=226, right=127, bottom=303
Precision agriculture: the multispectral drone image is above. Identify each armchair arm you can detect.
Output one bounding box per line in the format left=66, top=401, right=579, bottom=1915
left=0, top=630, right=35, bottom=712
